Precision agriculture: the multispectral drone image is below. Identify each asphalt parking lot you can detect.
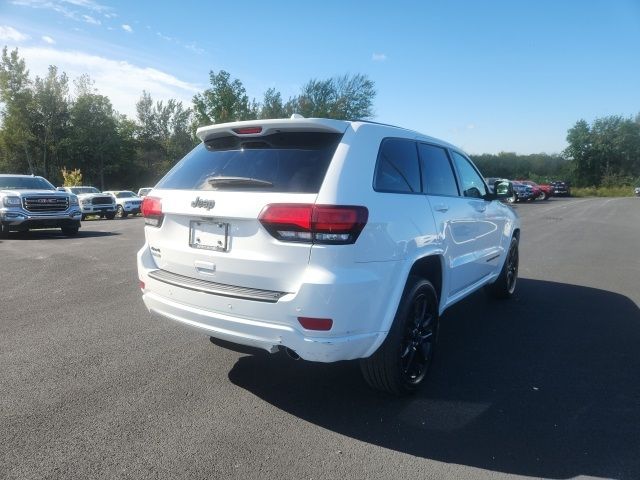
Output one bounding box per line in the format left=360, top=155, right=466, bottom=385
left=1, top=197, right=639, bottom=480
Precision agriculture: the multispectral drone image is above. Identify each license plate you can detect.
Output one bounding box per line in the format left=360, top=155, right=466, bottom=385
left=189, top=220, right=229, bottom=251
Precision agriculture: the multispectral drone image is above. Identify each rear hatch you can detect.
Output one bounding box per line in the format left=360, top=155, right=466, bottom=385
left=144, top=119, right=348, bottom=294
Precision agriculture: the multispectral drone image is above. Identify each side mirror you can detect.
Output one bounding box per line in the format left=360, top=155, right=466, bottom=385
left=494, top=180, right=513, bottom=199
left=56, top=187, right=66, bottom=192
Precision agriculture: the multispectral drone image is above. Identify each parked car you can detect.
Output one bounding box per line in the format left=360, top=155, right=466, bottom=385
left=104, top=190, right=142, bottom=218
left=521, top=180, right=553, bottom=200
left=634, top=186, right=639, bottom=197
left=137, top=116, right=520, bottom=395
left=137, top=188, right=153, bottom=197
left=486, top=177, right=515, bottom=203
left=511, top=181, right=534, bottom=202
left=550, top=181, right=571, bottom=197
left=59, top=186, right=117, bottom=220
left=0, top=174, right=82, bottom=236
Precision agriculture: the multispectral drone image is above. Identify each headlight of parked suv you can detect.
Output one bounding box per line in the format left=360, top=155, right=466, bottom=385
left=69, top=196, right=79, bottom=206
left=2, top=196, right=21, bottom=207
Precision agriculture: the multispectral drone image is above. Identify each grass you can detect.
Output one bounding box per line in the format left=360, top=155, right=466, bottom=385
left=571, top=186, right=637, bottom=197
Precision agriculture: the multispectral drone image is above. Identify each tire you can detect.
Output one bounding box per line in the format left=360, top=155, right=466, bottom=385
left=105, top=213, right=116, bottom=220
left=61, top=226, right=79, bottom=236
left=81, top=214, right=86, bottom=221
left=538, top=190, right=547, bottom=201
left=117, top=205, right=128, bottom=218
left=485, top=236, right=519, bottom=299
left=360, top=276, right=439, bottom=396
left=505, top=193, right=516, bottom=204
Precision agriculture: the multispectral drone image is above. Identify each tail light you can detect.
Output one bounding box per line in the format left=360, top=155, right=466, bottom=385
left=258, top=204, right=368, bottom=245
left=141, top=196, right=163, bottom=227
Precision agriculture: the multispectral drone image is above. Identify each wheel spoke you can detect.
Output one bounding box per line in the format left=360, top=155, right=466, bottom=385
left=403, top=347, right=417, bottom=374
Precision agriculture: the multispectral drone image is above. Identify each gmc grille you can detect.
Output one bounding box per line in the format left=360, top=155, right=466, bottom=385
left=23, top=196, right=69, bottom=212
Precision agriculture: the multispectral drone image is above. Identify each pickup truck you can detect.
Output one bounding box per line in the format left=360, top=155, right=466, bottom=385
left=59, top=186, right=117, bottom=220
left=0, top=174, right=82, bottom=236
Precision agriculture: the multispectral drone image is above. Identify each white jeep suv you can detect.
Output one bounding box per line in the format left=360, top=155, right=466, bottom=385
left=137, top=117, right=519, bottom=395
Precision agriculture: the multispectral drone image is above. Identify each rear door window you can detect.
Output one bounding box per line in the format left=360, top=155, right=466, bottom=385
left=156, top=132, right=342, bottom=193
left=373, top=138, right=421, bottom=193
left=418, top=144, right=459, bottom=197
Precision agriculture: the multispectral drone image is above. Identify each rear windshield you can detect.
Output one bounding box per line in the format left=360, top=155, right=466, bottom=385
left=0, top=176, right=55, bottom=190
left=156, top=132, right=343, bottom=193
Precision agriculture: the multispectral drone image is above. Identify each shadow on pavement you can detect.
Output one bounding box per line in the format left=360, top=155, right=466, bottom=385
left=227, top=278, right=640, bottom=479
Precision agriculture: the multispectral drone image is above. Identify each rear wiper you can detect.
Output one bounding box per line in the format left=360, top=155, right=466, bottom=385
left=207, top=176, right=274, bottom=189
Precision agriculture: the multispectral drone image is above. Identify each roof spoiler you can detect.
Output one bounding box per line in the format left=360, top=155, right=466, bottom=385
left=196, top=116, right=349, bottom=142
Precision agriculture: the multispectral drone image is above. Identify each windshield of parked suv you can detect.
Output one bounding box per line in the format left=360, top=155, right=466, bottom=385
left=0, top=176, right=55, bottom=190
left=115, top=191, right=137, bottom=198
left=70, top=187, right=100, bottom=194
left=156, top=132, right=343, bottom=193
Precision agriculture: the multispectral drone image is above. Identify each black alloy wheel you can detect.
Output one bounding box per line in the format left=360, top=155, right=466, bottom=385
left=360, top=276, right=440, bottom=395
left=505, top=239, right=518, bottom=295
left=399, top=289, right=438, bottom=386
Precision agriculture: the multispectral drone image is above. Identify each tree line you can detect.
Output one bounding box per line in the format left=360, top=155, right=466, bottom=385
left=1, top=45, right=638, bottom=189
left=0, top=47, right=375, bottom=189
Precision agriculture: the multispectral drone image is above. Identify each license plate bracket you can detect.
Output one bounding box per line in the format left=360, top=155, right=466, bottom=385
left=189, top=220, right=229, bottom=251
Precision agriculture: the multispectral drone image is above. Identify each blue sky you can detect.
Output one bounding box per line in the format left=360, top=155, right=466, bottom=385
left=1, top=0, right=639, bottom=154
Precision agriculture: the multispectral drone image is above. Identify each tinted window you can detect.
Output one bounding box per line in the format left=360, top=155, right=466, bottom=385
left=71, top=187, right=100, bottom=194
left=451, top=151, right=488, bottom=198
left=374, top=138, right=420, bottom=193
left=0, top=176, right=55, bottom=190
left=418, top=144, right=459, bottom=196
left=156, top=132, right=342, bottom=193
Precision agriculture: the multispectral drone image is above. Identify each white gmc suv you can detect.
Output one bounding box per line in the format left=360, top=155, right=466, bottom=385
left=137, top=117, right=519, bottom=395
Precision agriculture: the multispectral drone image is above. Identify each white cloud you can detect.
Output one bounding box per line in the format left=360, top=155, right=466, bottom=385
left=18, top=47, right=201, bottom=118
left=12, top=0, right=112, bottom=22
left=42, top=35, right=55, bottom=44
left=0, top=25, right=30, bottom=42
left=467, top=123, right=476, bottom=130
left=82, top=14, right=100, bottom=25
left=372, top=53, right=387, bottom=62
left=121, top=24, right=133, bottom=33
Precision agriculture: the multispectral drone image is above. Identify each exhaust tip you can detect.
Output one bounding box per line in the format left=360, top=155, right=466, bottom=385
left=282, top=346, right=300, bottom=360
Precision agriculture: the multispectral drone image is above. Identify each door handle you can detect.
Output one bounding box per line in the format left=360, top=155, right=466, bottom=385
left=434, top=204, right=449, bottom=212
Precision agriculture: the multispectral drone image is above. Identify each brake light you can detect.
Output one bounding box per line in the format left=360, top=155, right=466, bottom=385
left=233, top=126, right=262, bottom=135
left=258, top=204, right=368, bottom=245
left=141, top=196, right=163, bottom=227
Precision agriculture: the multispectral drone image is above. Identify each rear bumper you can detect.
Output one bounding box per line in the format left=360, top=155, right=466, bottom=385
left=141, top=290, right=381, bottom=362
left=137, top=244, right=390, bottom=362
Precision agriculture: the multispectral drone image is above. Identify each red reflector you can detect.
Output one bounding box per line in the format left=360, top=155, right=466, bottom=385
left=141, top=196, right=162, bottom=217
left=233, top=126, right=262, bottom=135
left=298, top=317, right=333, bottom=331
left=139, top=280, right=145, bottom=290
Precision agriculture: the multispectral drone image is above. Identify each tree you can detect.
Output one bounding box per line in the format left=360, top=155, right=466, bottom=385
left=135, top=91, right=196, bottom=181
left=291, top=73, right=376, bottom=119
left=564, top=115, right=640, bottom=187
left=32, top=66, right=70, bottom=179
left=192, top=70, right=254, bottom=126
left=69, top=92, right=118, bottom=189
left=61, top=167, right=82, bottom=186
left=259, top=88, right=286, bottom=119
left=0, top=47, right=36, bottom=174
